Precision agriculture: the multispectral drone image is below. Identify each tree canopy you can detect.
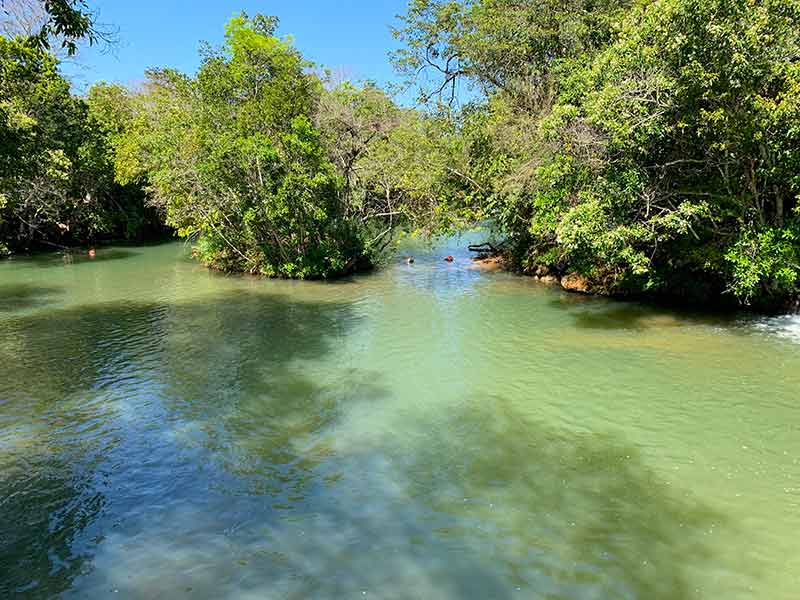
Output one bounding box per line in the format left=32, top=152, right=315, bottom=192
left=0, top=34, right=160, bottom=254
left=395, top=0, right=800, bottom=308
left=1, top=2, right=799, bottom=307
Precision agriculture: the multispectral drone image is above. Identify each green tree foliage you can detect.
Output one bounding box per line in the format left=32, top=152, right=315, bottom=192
left=316, top=81, right=487, bottom=238
left=103, top=13, right=484, bottom=278
left=109, top=15, right=377, bottom=278
left=393, top=0, right=631, bottom=105
left=0, top=34, right=161, bottom=253
left=1, top=38, right=100, bottom=250
left=396, top=0, right=800, bottom=308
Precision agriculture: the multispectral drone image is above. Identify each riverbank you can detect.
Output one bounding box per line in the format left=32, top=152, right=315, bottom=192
left=470, top=252, right=800, bottom=314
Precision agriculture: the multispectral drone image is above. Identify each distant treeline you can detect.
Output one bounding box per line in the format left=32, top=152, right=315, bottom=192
left=2, top=0, right=799, bottom=308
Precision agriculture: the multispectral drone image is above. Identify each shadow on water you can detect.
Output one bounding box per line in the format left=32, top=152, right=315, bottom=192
left=53, top=394, right=740, bottom=599
left=0, top=289, right=365, bottom=597
left=0, top=447, right=107, bottom=598
left=549, top=294, right=741, bottom=331
left=0, top=288, right=360, bottom=403
left=3, top=249, right=139, bottom=271
left=383, top=395, right=737, bottom=599
left=0, top=283, right=63, bottom=312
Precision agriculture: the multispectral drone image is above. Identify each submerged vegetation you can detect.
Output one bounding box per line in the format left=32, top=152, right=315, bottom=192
left=1, top=0, right=799, bottom=307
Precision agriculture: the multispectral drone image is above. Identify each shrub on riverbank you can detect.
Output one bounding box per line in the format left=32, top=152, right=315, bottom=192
left=0, top=36, right=164, bottom=253
left=395, top=0, right=800, bottom=309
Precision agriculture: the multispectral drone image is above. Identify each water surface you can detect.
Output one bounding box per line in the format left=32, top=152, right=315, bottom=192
left=1, top=240, right=799, bottom=599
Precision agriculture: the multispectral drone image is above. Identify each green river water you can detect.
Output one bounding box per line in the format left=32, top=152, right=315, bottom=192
left=1, top=239, right=799, bottom=599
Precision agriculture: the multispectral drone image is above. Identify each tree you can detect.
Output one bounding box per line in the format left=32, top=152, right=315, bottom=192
left=315, top=80, right=492, bottom=248
left=1, top=0, right=97, bottom=55
left=0, top=35, right=160, bottom=253
left=395, top=0, right=800, bottom=308
left=0, top=35, right=101, bottom=250
left=109, top=14, right=372, bottom=278
left=392, top=0, right=632, bottom=107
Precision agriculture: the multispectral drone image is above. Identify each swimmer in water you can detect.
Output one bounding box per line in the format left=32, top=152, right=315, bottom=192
left=406, top=256, right=415, bottom=265
left=444, top=255, right=454, bottom=262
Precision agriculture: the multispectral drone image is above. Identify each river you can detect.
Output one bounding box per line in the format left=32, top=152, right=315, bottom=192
left=1, top=239, right=798, bottom=599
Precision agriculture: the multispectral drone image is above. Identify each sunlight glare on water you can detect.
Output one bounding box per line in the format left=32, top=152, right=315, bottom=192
left=1, top=239, right=799, bottom=599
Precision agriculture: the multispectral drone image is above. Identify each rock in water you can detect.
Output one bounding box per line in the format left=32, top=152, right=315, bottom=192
left=561, top=273, right=591, bottom=293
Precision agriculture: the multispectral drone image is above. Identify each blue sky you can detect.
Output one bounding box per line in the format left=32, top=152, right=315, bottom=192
left=64, top=1, right=410, bottom=93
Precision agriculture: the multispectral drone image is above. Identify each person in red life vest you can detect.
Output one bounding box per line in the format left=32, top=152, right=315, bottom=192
left=444, top=255, right=454, bottom=262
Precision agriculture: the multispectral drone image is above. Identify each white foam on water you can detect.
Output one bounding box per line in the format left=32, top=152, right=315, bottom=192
left=752, top=313, right=800, bottom=345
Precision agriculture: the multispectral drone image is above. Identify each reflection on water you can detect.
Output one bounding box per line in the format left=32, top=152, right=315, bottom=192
left=1, top=240, right=799, bottom=598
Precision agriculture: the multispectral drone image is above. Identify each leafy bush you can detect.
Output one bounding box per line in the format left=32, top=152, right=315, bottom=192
left=725, top=220, right=800, bottom=305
